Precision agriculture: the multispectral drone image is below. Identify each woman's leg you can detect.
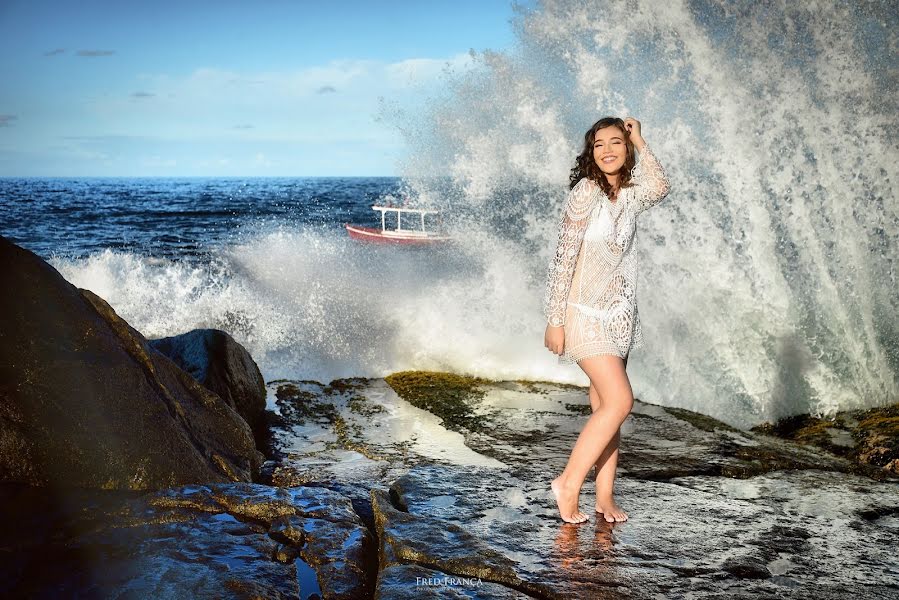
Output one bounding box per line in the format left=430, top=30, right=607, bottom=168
left=551, top=354, right=634, bottom=522
left=590, top=355, right=629, bottom=521
left=589, top=385, right=619, bottom=489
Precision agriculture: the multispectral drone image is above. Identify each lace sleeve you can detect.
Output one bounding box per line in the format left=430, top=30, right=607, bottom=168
left=631, top=142, right=671, bottom=215
left=543, top=178, right=598, bottom=327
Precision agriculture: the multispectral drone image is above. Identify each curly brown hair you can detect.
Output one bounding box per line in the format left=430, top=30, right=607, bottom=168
left=568, top=117, right=636, bottom=199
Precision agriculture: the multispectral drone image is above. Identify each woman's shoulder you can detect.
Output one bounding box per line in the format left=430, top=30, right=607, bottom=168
left=573, top=176, right=600, bottom=192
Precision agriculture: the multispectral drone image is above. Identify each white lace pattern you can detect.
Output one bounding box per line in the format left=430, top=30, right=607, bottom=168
left=543, top=143, right=671, bottom=363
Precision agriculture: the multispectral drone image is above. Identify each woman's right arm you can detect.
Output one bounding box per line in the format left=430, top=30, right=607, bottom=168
left=543, top=178, right=598, bottom=327
left=630, top=141, right=671, bottom=215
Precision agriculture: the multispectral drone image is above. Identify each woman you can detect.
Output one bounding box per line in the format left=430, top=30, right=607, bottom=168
left=543, top=116, right=671, bottom=524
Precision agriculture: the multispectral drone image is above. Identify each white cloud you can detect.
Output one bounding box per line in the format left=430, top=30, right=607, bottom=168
left=83, top=54, right=475, bottom=147
left=127, top=53, right=476, bottom=106
left=384, top=52, right=475, bottom=88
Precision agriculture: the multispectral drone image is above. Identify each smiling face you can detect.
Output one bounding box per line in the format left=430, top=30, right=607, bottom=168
left=592, top=125, right=627, bottom=175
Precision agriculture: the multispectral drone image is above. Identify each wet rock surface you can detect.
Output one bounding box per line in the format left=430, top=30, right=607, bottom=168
left=0, top=481, right=374, bottom=599
left=3, top=370, right=898, bottom=598
left=2, top=247, right=897, bottom=600
left=261, top=374, right=899, bottom=599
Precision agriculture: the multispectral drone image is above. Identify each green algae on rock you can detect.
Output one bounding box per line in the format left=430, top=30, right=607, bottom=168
left=324, top=377, right=372, bottom=395
left=662, top=405, right=742, bottom=433
left=751, top=402, right=899, bottom=476
left=851, top=403, right=899, bottom=473
left=384, top=370, right=492, bottom=433
left=273, top=382, right=384, bottom=461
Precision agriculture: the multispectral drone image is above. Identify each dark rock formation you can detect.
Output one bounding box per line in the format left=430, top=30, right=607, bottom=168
left=371, top=487, right=559, bottom=598
left=149, top=329, right=268, bottom=447
left=0, top=236, right=263, bottom=490
left=0, top=481, right=374, bottom=599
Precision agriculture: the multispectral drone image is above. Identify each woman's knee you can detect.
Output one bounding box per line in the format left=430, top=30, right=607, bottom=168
left=607, top=393, right=633, bottom=416
left=590, top=390, right=632, bottom=419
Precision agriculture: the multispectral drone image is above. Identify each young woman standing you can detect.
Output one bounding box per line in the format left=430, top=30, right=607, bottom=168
left=544, top=116, right=671, bottom=523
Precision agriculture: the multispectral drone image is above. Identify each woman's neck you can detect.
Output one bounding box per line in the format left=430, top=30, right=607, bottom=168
left=606, top=173, right=620, bottom=199
left=606, top=172, right=620, bottom=187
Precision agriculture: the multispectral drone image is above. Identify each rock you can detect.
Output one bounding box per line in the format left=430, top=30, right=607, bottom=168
left=751, top=403, right=899, bottom=476
left=371, top=487, right=557, bottom=598
left=148, top=329, right=268, bottom=447
left=0, top=236, right=263, bottom=490
left=0, top=481, right=374, bottom=599
left=376, top=564, right=532, bottom=599
left=266, top=375, right=899, bottom=598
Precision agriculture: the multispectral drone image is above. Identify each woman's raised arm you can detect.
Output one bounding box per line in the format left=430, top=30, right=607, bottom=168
left=630, top=142, right=671, bottom=215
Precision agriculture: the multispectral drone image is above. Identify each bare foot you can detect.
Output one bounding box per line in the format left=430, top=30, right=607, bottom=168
left=551, top=477, right=588, bottom=524
left=595, top=496, right=628, bottom=522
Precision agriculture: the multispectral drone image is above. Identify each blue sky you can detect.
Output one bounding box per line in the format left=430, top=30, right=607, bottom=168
left=0, top=0, right=525, bottom=176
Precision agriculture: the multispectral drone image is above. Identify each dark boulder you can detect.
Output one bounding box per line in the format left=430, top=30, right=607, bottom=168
left=0, top=236, right=264, bottom=490
left=148, top=329, right=267, bottom=448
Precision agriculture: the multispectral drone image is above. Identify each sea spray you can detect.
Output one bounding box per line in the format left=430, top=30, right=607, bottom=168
left=381, top=0, right=899, bottom=426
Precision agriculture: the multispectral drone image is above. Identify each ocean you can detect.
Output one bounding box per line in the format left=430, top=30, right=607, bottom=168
left=1, top=177, right=402, bottom=259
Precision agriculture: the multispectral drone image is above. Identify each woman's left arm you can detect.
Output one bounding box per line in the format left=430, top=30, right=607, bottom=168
left=630, top=136, right=671, bottom=215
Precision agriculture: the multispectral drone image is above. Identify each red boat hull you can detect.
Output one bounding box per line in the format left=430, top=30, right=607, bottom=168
left=344, top=224, right=451, bottom=245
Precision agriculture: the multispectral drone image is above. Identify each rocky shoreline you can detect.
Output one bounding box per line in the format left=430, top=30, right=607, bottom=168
left=2, top=235, right=898, bottom=599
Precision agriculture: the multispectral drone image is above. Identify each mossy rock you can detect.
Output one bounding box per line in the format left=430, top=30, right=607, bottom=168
left=663, top=406, right=740, bottom=433
left=752, top=402, right=899, bottom=475
left=384, top=371, right=491, bottom=433
left=512, top=379, right=585, bottom=394
left=564, top=403, right=592, bottom=416
left=347, top=394, right=386, bottom=418
left=324, top=377, right=372, bottom=395
left=512, top=380, right=545, bottom=394
left=852, top=403, right=899, bottom=436
left=274, top=383, right=337, bottom=425
left=326, top=414, right=383, bottom=461
left=849, top=403, right=899, bottom=472
left=274, top=382, right=382, bottom=460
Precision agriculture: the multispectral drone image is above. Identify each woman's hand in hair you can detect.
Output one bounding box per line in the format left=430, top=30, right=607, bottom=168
left=623, top=117, right=645, bottom=150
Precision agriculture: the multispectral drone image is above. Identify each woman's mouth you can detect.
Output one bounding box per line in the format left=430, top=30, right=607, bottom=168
left=602, top=156, right=617, bottom=164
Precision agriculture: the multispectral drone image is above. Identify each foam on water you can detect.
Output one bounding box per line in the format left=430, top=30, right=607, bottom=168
left=50, top=224, right=556, bottom=390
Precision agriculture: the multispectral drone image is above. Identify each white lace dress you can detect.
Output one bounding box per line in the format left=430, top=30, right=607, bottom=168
left=543, top=143, right=671, bottom=364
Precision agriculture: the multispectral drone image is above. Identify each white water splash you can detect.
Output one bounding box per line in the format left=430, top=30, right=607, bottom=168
left=381, top=0, right=899, bottom=425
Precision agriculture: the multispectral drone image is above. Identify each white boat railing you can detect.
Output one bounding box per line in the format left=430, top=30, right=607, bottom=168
left=371, top=204, right=441, bottom=233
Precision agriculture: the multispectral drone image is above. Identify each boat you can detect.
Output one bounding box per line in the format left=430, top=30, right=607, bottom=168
left=345, top=204, right=452, bottom=245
